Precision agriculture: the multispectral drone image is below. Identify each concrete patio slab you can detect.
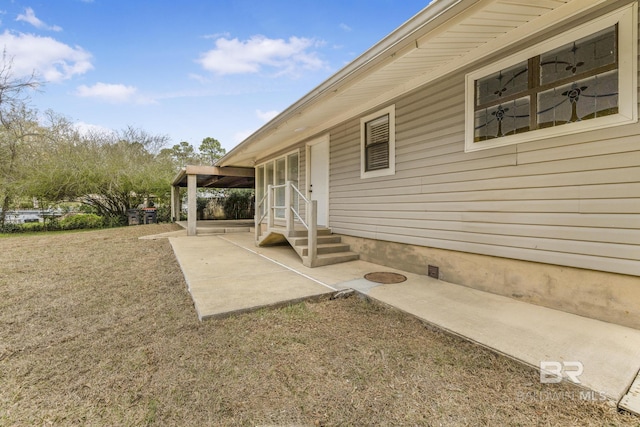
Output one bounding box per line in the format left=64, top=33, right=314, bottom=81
left=218, top=232, right=408, bottom=288
left=169, top=234, right=335, bottom=320
left=368, top=279, right=640, bottom=402
left=165, top=230, right=640, bottom=408
left=176, top=219, right=253, bottom=235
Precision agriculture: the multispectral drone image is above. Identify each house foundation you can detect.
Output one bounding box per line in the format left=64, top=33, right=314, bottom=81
left=340, top=235, right=640, bottom=330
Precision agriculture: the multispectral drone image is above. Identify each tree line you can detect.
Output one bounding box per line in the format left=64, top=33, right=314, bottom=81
left=0, top=57, right=228, bottom=228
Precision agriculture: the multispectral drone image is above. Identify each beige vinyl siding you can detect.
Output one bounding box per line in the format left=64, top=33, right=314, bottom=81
left=329, top=63, right=640, bottom=276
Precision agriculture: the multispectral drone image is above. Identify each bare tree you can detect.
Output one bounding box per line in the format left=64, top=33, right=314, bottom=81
left=25, top=118, right=176, bottom=225
left=0, top=53, right=41, bottom=226
left=0, top=51, right=40, bottom=127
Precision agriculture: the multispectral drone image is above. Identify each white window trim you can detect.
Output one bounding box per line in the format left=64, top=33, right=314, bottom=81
left=360, top=104, right=396, bottom=179
left=464, top=3, right=638, bottom=153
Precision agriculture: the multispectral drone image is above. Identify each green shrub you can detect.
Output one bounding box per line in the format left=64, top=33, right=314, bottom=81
left=21, top=222, right=46, bottom=232
left=0, top=222, right=52, bottom=233
left=155, top=204, right=171, bottom=223
left=43, top=218, right=60, bottom=231
left=0, top=223, right=22, bottom=234
left=58, top=214, right=104, bottom=230
left=0, top=214, right=106, bottom=234
left=223, top=190, right=254, bottom=219
left=78, top=204, right=99, bottom=214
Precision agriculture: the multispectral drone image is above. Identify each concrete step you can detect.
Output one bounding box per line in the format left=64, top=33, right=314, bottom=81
left=620, top=371, right=640, bottom=416
left=257, top=226, right=359, bottom=267
left=197, top=226, right=252, bottom=235
left=295, top=242, right=352, bottom=257
left=308, top=251, right=359, bottom=267
left=289, top=235, right=342, bottom=246
left=288, top=228, right=332, bottom=238
left=257, top=231, right=288, bottom=246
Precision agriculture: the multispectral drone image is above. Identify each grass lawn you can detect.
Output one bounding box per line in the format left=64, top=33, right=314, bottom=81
left=0, top=225, right=637, bottom=426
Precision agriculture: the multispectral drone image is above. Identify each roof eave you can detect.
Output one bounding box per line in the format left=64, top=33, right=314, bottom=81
left=171, top=167, right=187, bottom=187
left=217, top=0, right=471, bottom=167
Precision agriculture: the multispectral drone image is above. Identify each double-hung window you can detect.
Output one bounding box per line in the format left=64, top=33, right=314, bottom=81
left=361, top=105, right=395, bottom=178
left=465, top=4, right=637, bottom=151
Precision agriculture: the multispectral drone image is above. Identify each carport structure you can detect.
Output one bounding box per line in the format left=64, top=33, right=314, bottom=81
left=171, top=165, right=254, bottom=236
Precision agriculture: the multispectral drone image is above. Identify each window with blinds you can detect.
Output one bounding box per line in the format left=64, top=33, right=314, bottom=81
left=365, top=114, right=389, bottom=171
left=360, top=105, right=395, bottom=179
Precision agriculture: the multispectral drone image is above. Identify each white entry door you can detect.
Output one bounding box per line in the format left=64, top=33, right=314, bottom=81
left=307, top=136, right=329, bottom=227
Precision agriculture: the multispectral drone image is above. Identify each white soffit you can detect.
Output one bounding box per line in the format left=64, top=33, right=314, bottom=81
left=221, top=0, right=612, bottom=167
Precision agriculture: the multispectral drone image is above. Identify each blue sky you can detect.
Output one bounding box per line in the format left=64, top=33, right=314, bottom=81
left=1, top=0, right=430, bottom=152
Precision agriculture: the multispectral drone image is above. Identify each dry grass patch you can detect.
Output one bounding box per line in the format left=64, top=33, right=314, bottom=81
left=0, top=225, right=637, bottom=426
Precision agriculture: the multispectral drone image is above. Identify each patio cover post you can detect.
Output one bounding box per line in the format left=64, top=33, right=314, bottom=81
left=187, top=173, right=197, bottom=236
left=170, top=185, right=181, bottom=222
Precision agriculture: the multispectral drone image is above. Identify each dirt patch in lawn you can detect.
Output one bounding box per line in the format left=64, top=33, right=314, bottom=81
left=0, top=225, right=637, bottom=426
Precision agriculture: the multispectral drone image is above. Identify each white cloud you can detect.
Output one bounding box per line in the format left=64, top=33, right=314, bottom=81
left=256, top=109, right=279, bottom=122
left=0, top=30, right=92, bottom=82
left=75, top=82, right=157, bottom=105
left=76, top=82, right=138, bottom=103
left=339, top=23, right=352, bottom=32
left=16, top=7, right=62, bottom=32
left=74, top=121, right=113, bottom=136
left=197, top=35, right=327, bottom=76
left=202, top=32, right=230, bottom=40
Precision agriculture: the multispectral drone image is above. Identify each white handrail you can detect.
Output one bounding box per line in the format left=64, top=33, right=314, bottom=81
left=289, top=183, right=309, bottom=229
left=255, top=180, right=317, bottom=266
left=255, top=192, right=268, bottom=241
left=291, top=207, right=308, bottom=230
left=291, top=183, right=311, bottom=205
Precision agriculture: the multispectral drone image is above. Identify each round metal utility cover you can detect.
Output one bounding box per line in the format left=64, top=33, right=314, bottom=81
left=364, top=272, right=407, bottom=284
